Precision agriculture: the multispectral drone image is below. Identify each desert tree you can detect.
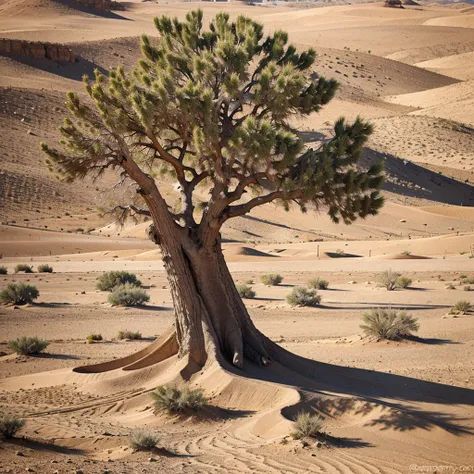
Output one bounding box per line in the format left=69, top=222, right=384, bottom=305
left=42, top=10, right=384, bottom=371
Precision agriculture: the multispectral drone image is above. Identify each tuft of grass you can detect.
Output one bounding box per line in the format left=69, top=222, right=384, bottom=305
left=291, top=412, right=325, bottom=439
left=37, top=264, right=53, bottom=273
left=0, top=283, right=39, bottom=305
left=464, top=286, right=472, bottom=292
left=446, top=283, right=456, bottom=290
left=0, top=266, right=7, bottom=275
left=8, top=336, right=48, bottom=355
left=396, top=276, right=412, bottom=289
left=117, top=330, right=142, bottom=340
left=87, top=334, right=103, bottom=343
left=401, top=250, right=411, bottom=256
left=96, top=271, right=141, bottom=291
left=286, top=287, right=321, bottom=307
left=236, top=283, right=256, bottom=299
left=307, top=277, right=329, bottom=290
left=150, top=385, right=208, bottom=413
left=377, top=269, right=400, bottom=291
left=129, top=428, right=159, bottom=450
left=261, top=273, right=283, bottom=286
left=0, top=413, right=26, bottom=439
left=108, top=284, right=150, bottom=307
left=360, top=308, right=419, bottom=340
left=14, top=264, right=33, bottom=274
left=451, top=300, right=471, bottom=315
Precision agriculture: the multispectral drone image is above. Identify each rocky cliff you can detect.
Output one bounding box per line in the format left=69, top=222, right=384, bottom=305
left=0, top=39, right=76, bottom=63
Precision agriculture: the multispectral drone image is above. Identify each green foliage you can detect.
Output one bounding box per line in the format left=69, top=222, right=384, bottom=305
left=261, top=273, right=283, bottom=286
left=377, top=269, right=400, bottom=291
left=401, top=250, right=411, bottom=256
left=396, top=276, right=412, bottom=289
left=291, top=412, right=324, bottom=439
left=129, top=428, right=159, bottom=450
left=37, top=264, right=53, bottom=273
left=0, top=283, right=39, bottom=305
left=8, top=337, right=49, bottom=355
left=87, top=334, right=103, bottom=343
left=108, top=284, right=150, bottom=306
left=96, top=271, right=142, bottom=291
left=0, top=266, right=7, bottom=275
left=286, top=286, right=321, bottom=307
left=360, top=308, right=419, bottom=340
left=14, top=264, right=33, bottom=273
left=451, top=300, right=471, bottom=314
left=307, top=277, right=329, bottom=290
left=150, top=385, right=208, bottom=413
left=0, top=414, right=26, bottom=439
left=236, top=283, right=256, bottom=299
left=117, top=330, right=142, bottom=340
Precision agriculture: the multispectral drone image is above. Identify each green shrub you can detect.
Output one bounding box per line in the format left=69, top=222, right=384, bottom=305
left=37, top=264, right=53, bottom=273
left=14, top=264, right=33, bottom=274
left=464, top=286, right=472, bottom=292
left=401, top=250, right=411, bottom=256
left=360, top=308, right=419, bottom=340
left=0, top=283, right=39, bottom=305
left=307, top=277, right=329, bottom=290
left=291, top=412, right=324, bottom=439
left=237, top=283, right=256, bottom=299
left=117, top=330, right=142, bottom=340
left=286, top=287, right=321, bottom=307
left=451, top=300, right=471, bottom=315
left=261, top=273, right=283, bottom=286
left=0, top=266, right=7, bottom=275
left=108, top=284, right=150, bottom=307
left=96, top=271, right=141, bottom=291
left=87, top=334, right=103, bottom=343
left=377, top=269, right=400, bottom=291
left=0, top=413, right=26, bottom=439
left=8, top=337, right=49, bottom=355
left=396, top=276, right=412, bottom=289
left=129, top=428, right=159, bottom=450
left=150, top=385, right=208, bottom=413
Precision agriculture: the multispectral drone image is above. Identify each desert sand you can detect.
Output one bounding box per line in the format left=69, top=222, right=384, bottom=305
left=1, top=0, right=474, bottom=472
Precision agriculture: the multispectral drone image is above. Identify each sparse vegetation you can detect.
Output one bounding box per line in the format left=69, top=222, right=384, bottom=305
left=396, top=276, right=412, bottom=289
left=96, top=271, right=142, bottom=291
left=401, top=250, right=411, bottom=256
left=451, top=300, right=471, bottom=315
left=150, top=385, right=208, bottom=413
left=261, top=273, right=283, bottom=286
left=446, top=283, right=456, bottom=290
left=236, top=283, right=256, bottom=299
left=464, top=286, right=472, bottom=292
left=108, top=284, right=150, bottom=307
left=0, top=266, right=7, bottom=275
left=0, top=283, right=39, bottom=305
left=37, top=264, right=53, bottom=273
left=307, top=277, right=329, bottom=290
left=0, top=413, right=26, bottom=439
left=117, top=330, right=142, bottom=340
left=129, top=428, right=159, bottom=451
left=8, top=336, right=49, bottom=355
left=14, top=264, right=33, bottom=274
left=87, top=334, right=103, bottom=343
left=377, top=269, right=400, bottom=290
left=291, top=412, right=325, bottom=439
left=360, top=308, right=419, bottom=340
left=286, top=287, right=321, bottom=307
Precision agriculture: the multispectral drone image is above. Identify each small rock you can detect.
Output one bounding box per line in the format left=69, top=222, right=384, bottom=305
left=315, top=441, right=323, bottom=448
left=16, top=450, right=24, bottom=456
left=148, top=457, right=157, bottom=462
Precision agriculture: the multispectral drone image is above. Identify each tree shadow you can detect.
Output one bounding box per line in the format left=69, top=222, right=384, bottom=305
left=8, top=437, right=86, bottom=455
left=297, top=130, right=326, bottom=143
left=319, top=303, right=451, bottom=311
left=252, top=297, right=285, bottom=302
left=35, top=353, right=82, bottom=360
left=59, top=0, right=131, bottom=19
left=136, top=304, right=172, bottom=311
left=404, top=335, right=459, bottom=345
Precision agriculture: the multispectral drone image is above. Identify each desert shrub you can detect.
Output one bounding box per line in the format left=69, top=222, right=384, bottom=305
left=87, top=334, right=103, bottom=343
left=446, top=283, right=456, bottom=290
left=261, top=273, right=283, bottom=286
left=451, top=300, right=471, bottom=315
left=377, top=269, right=400, bottom=291
left=286, top=287, right=321, bottom=307
left=237, top=283, right=256, bottom=299
left=129, top=428, right=159, bottom=450
left=307, top=277, right=329, bottom=290
left=401, top=250, right=411, bottom=256
left=360, top=308, right=419, bottom=340
left=8, top=337, right=49, bottom=355
left=150, top=385, right=208, bottom=413
left=96, top=271, right=141, bottom=291
left=396, top=276, right=412, bottom=289
left=291, top=412, right=324, bottom=439
left=0, top=283, right=39, bottom=305
left=37, top=264, right=53, bottom=273
left=117, top=330, right=142, bottom=340
left=14, top=264, right=33, bottom=274
left=462, top=277, right=474, bottom=285
left=0, top=266, right=7, bottom=275
left=0, top=413, right=26, bottom=439
left=108, top=284, right=150, bottom=307
left=464, top=286, right=472, bottom=292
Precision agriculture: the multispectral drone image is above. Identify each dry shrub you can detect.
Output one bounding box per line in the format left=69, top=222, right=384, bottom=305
left=307, top=277, right=329, bottom=290
left=0, top=414, right=26, bottom=439
left=96, top=271, right=141, bottom=291
left=451, top=300, right=471, bottom=315
left=129, top=428, right=159, bottom=450
left=150, top=385, right=208, bottom=413
left=292, top=412, right=325, bottom=439
left=360, top=308, right=419, bottom=340
left=286, top=287, right=321, bottom=307
left=117, top=330, right=142, bottom=340
left=261, top=273, right=283, bottom=286
left=8, top=337, right=49, bottom=355
left=237, top=283, right=256, bottom=299
left=377, top=269, right=400, bottom=290
left=0, top=283, right=39, bottom=305
left=14, top=264, right=33, bottom=274
left=108, top=284, right=150, bottom=306
left=37, top=264, right=53, bottom=273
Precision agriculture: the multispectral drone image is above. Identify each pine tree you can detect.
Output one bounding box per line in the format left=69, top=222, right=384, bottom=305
left=42, top=10, right=384, bottom=371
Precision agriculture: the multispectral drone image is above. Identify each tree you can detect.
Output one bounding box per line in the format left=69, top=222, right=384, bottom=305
left=42, top=10, right=384, bottom=372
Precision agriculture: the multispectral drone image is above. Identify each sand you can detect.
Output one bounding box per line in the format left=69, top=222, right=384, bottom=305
left=1, top=0, right=474, bottom=472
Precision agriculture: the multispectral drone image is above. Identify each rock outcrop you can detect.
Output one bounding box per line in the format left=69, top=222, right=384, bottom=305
left=0, top=39, right=76, bottom=63
left=74, top=0, right=124, bottom=10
